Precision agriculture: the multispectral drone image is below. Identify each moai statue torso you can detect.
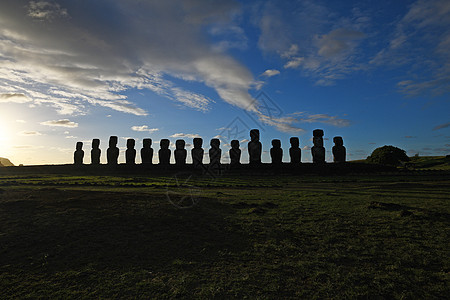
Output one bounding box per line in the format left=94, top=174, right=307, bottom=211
left=311, top=129, right=325, bottom=164
left=209, top=138, right=221, bottom=167
left=289, top=137, right=301, bottom=164
left=159, top=139, right=171, bottom=165
left=126, top=139, right=136, bottom=165
left=91, top=139, right=101, bottom=165
left=270, top=139, right=283, bottom=164
left=229, top=140, right=241, bottom=165
left=74, top=142, right=84, bottom=165
left=248, top=129, right=262, bottom=165
left=174, top=139, right=187, bottom=165
left=141, top=138, right=153, bottom=164
left=332, top=136, right=346, bottom=163
left=107, top=136, right=119, bottom=165
left=191, top=138, right=204, bottom=168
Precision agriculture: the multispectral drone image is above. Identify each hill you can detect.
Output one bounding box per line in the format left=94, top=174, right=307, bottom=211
left=0, top=157, right=14, bottom=167
left=350, top=155, right=450, bottom=170
left=406, top=155, right=450, bottom=170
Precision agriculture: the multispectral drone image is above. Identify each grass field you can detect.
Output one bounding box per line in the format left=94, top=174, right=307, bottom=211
left=0, top=170, right=449, bottom=298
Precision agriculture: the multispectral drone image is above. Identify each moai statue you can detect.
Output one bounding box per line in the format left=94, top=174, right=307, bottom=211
left=159, top=139, right=171, bottom=165
left=229, top=140, right=241, bottom=165
left=141, top=138, right=153, bottom=164
left=270, top=139, right=283, bottom=165
left=91, top=139, right=101, bottom=165
left=248, top=129, right=262, bottom=165
left=191, top=138, right=204, bottom=168
left=174, top=139, right=187, bottom=165
left=209, top=138, right=221, bottom=168
left=107, top=136, right=119, bottom=165
left=332, top=136, right=346, bottom=163
left=126, top=138, right=136, bottom=165
left=311, top=129, right=326, bottom=164
left=74, top=142, right=84, bottom=165
left=289, top=137, right=301, bottom=164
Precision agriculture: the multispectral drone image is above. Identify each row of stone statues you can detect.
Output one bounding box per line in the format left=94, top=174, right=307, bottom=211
left=74, top=129, right=346, bottom=165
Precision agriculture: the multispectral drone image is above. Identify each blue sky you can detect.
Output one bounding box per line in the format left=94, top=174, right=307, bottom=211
left=0, top=0, right=449, bottom=165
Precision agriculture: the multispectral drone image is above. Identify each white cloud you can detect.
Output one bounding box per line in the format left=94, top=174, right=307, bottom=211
left=131, top=125, right=159, bottom=133
left=0, top=1, right=259, bottom=116
left=41, top=119, right=78, bottom=127
left=261, top=69, right=280, bottom=77
left=170, top=133, right=201, bottom=139
left=16, top=119, right=26, bottom=123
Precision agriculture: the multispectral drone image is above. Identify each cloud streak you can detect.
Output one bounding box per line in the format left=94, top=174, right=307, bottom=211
left=131, top=125, right=159, bottom=133
left=41, top=119, right=78, bottom=127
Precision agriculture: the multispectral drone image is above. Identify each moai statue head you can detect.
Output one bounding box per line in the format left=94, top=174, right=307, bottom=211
left=92, top=139, right=100, bottom=149
left=193, top=138, right=203, bottom=149
left=313, top=129, right=324, bottom=147
left=127, top=138, right=135, bottom=149
left=290, top=137, right=299, bottom=148
left=333, top=136, right=343, bottom=146
left=109, top=136, right=118, bottom=148
left=143, top=138, right=152, bottom=148
left=231, top=140, right=240, bottom=149
left=250, top=129, right=260, bottom=142
left=176, top=139, right=185, bottom=150
left=74, top=142, right=84, bottom=165
left=210, top=138, right=220, bottom=149
left=272, top=139, right=281, bottom=148
left=160, top=139, right=170, bottom=149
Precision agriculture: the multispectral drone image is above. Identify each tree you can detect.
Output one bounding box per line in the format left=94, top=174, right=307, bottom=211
left=367, top=145, right=410, bottom=166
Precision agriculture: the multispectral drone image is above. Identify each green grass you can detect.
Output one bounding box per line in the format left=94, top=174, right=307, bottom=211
left=0, top=172, right=449, bottom=298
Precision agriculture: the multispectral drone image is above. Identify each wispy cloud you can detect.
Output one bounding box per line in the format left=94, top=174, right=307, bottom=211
left=372, top=0, right=450, bottom=97
left=170, top=133, right=201, bottom=139
left=131, top=125, right=159, bottom=133
left=41, top=119, right=78, bottom=127
left=293, top=112, right=351, bottom=127
left=433, top=122, right=450, bottom=131
left=256, top=1, right=369, bottom=85
left=19, top=131, right=42, bottom=136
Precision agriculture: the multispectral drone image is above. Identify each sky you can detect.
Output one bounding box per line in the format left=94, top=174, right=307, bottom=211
left=0, top=0, right=449, bottom=165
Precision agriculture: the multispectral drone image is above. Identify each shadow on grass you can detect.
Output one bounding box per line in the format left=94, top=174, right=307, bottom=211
left=0, top=188, right=249, bottom=273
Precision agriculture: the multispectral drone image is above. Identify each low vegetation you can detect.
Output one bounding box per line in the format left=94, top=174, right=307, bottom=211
left=0, top=170, right=449, bottom=298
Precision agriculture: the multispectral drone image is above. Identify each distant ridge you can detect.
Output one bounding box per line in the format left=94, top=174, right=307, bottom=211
left=0, top=157, right=14, bottom=167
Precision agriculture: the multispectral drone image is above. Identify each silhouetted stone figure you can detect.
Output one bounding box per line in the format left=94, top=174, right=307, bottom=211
left=289, top=137, right=301, bottom=164
left=209, top=138, right=221, bottom=168
left=159, top=139, right=171, bottom=165
left=91, top=139, right=101, bottom=165
left=141, top=138, right=153, bottom=164
left=270, top=139, right=283, bottom=164
left=311, top=129, right=326, bottom=164
left=175, top=139, right=187, bottom=165
left=332, top=136, right=346, bottom=163
left=191, top=138, right=204, bottom=168
left=126, top=139, right=136, bottom=165
left=229, top=140, right=241, bottom=165
left=107, top=136, right=119, bottom=165
left=74, top=142, right=84, bottom=165
left=248, top=129, right=262, bottom=165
